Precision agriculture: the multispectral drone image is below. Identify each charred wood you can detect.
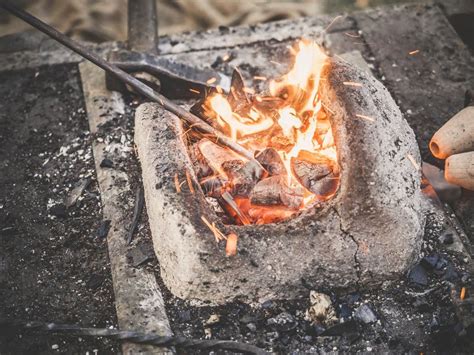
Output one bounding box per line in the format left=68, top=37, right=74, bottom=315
left=255, top=147, right=286, bottom=176
left=250, top=175, right=303, bottom=209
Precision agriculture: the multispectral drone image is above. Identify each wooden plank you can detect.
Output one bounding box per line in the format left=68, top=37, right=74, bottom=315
left=79, top=61, right=173, bottom=355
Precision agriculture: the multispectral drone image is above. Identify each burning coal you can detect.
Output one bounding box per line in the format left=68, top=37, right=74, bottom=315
left=190, top=40, right=340, bottom=224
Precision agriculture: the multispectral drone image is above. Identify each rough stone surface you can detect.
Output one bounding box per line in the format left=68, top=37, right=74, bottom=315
left=135, top=57, right=425, bottom=304
left=321, top=58, right=425, bottom=286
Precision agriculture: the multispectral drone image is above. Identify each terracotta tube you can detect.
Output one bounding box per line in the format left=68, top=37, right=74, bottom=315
left=430, top=106, right=474, bottom=159
left=445, top=151, right=474, bottom=191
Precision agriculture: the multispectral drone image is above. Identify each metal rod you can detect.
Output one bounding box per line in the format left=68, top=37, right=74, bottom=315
left=128, top=0, right=158, bottom=54
left=0, top=0, right=257, bottom=162
left=0, top=320, right=269, bottom=355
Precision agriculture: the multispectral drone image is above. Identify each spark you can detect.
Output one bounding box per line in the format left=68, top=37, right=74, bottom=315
left=222, top=54, right=231, bottom=61
left=407, top=153, right=420, bottom=170
left=189, top=88, right=200, bottom=94
left=270, top=60, right=281, bottom=66
left=186, top=170, right=195, bottom=194
left=225, top=233, right=238, bottom=256
left=409, top=49, right=420, bottom=55
left=324, top=15, right=343, bottom=32
left=206, top=77, right=217, bottom=84
left=460, top=287, right=467, bottom=300
left=343, top=81, right=363, bottom=87
left=344, top=32, right=361, bottom=38
left=321, top=102, right=335, bottom=114
left=286, top=45, right=297, bottom=56
left=253, top=76, right=267, bottom=81
left=201, top=216, right=227, bottom=242
left=355, top=113, right=375, bottom=122
left=174, top=173, right=181, bottom=193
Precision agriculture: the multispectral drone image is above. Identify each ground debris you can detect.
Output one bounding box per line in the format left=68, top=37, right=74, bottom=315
left=97, top=219, right=111, bottom=239
left=48, top=203, right=67, bottom=218
left=65, top=177, right=91, bottom=208
left=305, top=291, right=337, bottom=325
left=354, top=304, right=377, bottom=324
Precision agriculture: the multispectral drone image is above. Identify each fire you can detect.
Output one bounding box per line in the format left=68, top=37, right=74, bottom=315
left=196, top=39, right=340, bottom=224
left=209, top=95, right=274, bottom=141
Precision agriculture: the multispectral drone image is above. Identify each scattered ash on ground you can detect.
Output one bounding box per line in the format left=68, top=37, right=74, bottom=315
left=114, top=100, right=473, bottom=353
left=144, top=210, right=472, bottom=354
left=0, top=64, right=118, bottom=353
left=1, top=59, right=472, bottom=354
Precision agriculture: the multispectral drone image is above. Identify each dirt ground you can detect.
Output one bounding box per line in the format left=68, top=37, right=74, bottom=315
left=0, top=1, right=472, bottom=353
left=0, top=64, right=118, bottom=353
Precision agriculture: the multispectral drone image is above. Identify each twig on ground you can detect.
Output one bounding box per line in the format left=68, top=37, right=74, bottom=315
left=126, top=186, right=144, bottom=244
left=0, top=320, right=268, bottom=355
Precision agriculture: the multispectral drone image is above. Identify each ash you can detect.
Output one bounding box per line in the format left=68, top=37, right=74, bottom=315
left=153, top=208, right=473, bottom=353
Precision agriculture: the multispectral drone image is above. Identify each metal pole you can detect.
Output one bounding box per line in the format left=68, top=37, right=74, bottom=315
left=128, top=0, right=158, bottom=53
left=0, top=0, right=257, bottom=162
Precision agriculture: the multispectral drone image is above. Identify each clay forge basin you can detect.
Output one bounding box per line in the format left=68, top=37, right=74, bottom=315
left=135, top=47, right=425, bottom=305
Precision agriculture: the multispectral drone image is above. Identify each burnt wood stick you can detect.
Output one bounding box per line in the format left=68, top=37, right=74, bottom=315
left=0, top=320, right=268, bottom=354
left=126, top=186, right=145, bottom=244
left=219, top=191, right=251, bottom=225
left=0, top=1, right=260, bottom=164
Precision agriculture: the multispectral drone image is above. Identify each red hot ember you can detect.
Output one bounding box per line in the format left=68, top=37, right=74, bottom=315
left=191, top=40, right=340, bottom=224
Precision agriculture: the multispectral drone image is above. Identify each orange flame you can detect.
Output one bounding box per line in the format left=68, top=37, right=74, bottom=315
left=203, top=39, right=339, bottom=223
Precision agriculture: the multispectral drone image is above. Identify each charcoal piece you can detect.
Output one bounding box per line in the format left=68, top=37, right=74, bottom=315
left=65, top=178, right=91, bottom=208
left=354, top=304, right=377, bottom=324
left=408, top=264, right=428, bottom=286
left=100, top=158, right=114, bottom=168
left=97, top=219, right=111, bottom=239
left=439, top=229, right=454, bottom=245
left=256, top=148, right=286, bottom=176
left=200, top=176, right=228, bottom=197
left=250, top=175, right=303, bottom=209
left=227, top=69, right=251, bottom=116
left=128, top=244, right=155, bottom=267
left=196, top=161, right=213, bottom=179
left=224, top=159, right=267, bottom=197
left=441, top=263, right=459, bottom=282
left=198, top=139, right=244, bottom=174
left=421, top=254, right=439, bottom=270
left=292, top=157, right=338, bottom=196
left=49, top=203, right=67, bottom=218
left=221, top=159, right=246, bottom=177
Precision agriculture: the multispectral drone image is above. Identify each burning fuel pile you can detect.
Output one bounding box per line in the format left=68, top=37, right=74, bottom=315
left=189, top=40, right=340, bottom=225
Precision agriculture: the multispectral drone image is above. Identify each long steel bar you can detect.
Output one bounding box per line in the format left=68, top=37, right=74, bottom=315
left=0, top=0, right=256, bottom=162
left=128, top=0, right=158, bottom=54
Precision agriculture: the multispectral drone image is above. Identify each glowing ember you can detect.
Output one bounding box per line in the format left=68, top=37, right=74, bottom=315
left=194, top=39, right=340, bottom=224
